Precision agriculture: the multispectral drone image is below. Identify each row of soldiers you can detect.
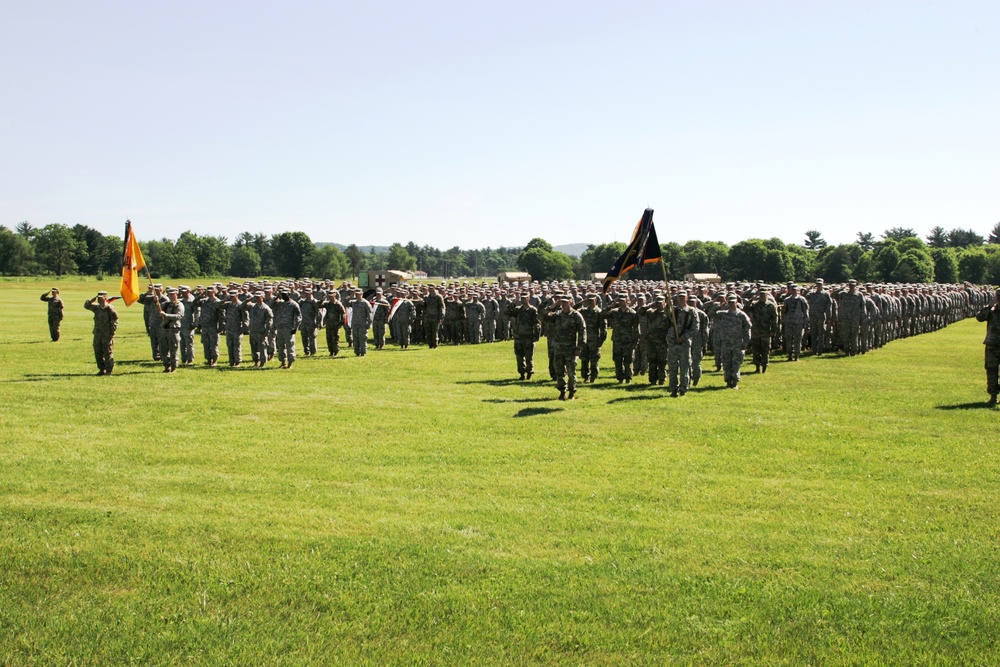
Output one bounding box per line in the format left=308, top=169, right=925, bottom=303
left=65, top=278, right=994, bottom=388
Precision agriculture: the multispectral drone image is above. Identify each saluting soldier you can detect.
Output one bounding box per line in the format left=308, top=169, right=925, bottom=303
left=319, top=291, right=346, bottom=356
left=547, top=295, right=587, bottom=400
left=976, top=287, right=1000, bottom=406
left=578, top=293, right=606, bottom=383
left=715, top=294, right=752, bottom=389
left=159, top=287, right=184, bottom=372
left=665, top=291, right=698, bottom=397
left=273, top=290, right=302, bottom=369
left=84, top=291, right=119, bottom=375
left=747, top=289, right=778, bottom=373
left=350, top=289, right=374, bottom=356
left=423, top=286, right=446, bottom=348
left=40, top=287, right=64, bottom=341
left=605, top=294, right=639, bottom=384
left=138, top=284, right=165, bottom=361
left=298, top=288, right=321, bottom=356
left=781, top=283, right=809, bottom=361
left=246, top=291, right=274, bottom=368
left=506, top=292, right=540, bottom=380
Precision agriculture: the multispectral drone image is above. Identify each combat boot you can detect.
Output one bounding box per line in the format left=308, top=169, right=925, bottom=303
left=558, top=390, right=567, bottom=401
left=989, top=394, right=998, bottom=407
left=568, top=389, right=575, bottom=400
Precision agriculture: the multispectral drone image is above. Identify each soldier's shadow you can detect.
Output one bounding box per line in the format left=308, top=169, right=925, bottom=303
left=513, top=407, right=564, bottom=417
left=3, top=373, right=102, bottom=382
left=457, top=379, right=524, bottom=387
left=936, top=402, right=996, bottom=411
left=606, top=393, right=669, bottom=404
left=483, top=398, right=553, bottom=404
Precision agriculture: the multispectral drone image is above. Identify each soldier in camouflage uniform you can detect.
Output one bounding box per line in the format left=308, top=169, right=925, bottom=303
left=423, top=286, right=446, bottom=348
left=578, top=293, right=606, bottom=383
left=84, top=291, right=118, bottom=375
left=604, top=294, right=639, bottom=384
left=781, top=284, right=809, bottom=361
left=319, top=291, right=346, bottom=355
left=665, top=292, right=699, bottom=397
left=805, top=279, right=833, bottom=355
left=482, top=292, right=499, bottom=343
left=218, top=290, right=250, bottom=367
left=506, top=292, right=540, bottom=380
left=642, top=296, right=670, bottom=385
left=298, top=288, right=321, bottom=356
left=747, top=289, right=778, bottom=373
left=465, top=294, right=486, bottom=344
left=715, top=294, right=752, bottom=389
left=371, top=289, right=391, bottom=350
left=351, top=290, right=374, bottom=356
left=273, top=291, right=302, bottom=369
left=40, top=288, right=64, bottom=341
left=689, top=295, right=709, bottom=387
left=837, top=280, right=866, bottom=356
left=177, top=286, right=198, bottom=365
left=246, top=291, right=274, bottom=368
left=392, top=294, right=416, bottom=349
left=547, top=296, right=587, bottom=400
left=976, top=288, right=1000, bottom=406
left=194, top=286, right=223, bottom=367
left=158, top=288, right=184, bottom=372
left=138, top=284, right=165, bottom=361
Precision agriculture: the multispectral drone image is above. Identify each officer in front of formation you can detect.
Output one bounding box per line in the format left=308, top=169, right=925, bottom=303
left=40, top=287, right=64, bottom=341
left=976, top=287, right=1000, bottom=407
left=84, top=291, right=118, bottom=376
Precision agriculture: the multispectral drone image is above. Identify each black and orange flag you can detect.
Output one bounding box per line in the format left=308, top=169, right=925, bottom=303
left=602, top=208, right=662, bottom=293
left=120, top=220, right=146, bottom=306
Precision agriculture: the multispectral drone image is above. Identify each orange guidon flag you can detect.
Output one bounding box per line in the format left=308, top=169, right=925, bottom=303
left=120, top=220, right=146, bottom=306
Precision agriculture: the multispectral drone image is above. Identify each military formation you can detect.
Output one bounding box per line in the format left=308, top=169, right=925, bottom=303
left=64, top=279, right=997, bottom=403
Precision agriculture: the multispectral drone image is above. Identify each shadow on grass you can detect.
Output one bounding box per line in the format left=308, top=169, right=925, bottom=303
left=607, top=393, right=669, bottom=404
left=513, top=407, right=564, bottom=417
left=936, top=402, right=997, bottom=411
left=483, top=398, right=554, bottom=404
left=457, top=379, right=529, bottom=387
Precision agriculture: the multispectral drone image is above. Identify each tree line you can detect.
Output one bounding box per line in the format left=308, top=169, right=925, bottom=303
left=3, top=220, right=999, bottom=284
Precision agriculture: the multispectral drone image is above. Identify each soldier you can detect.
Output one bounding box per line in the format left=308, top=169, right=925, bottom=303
left=976, top=287, right=1000, bottom=406
left=577, top=294, right=606, bottom=383
left=84, top=291, right=118, bottom=375
left=40, top=287, right=64, bottom=341
left=605, top=294, right=639, bottom=384
left=642, top=296, right=670, bottom=386
left=219, top=290, right=249, bottom=367
left=246, top=291, right=274, bottom=368
left=781, top=283, right=809, bottom=361
left=138, top=284, right=165, bottom=361
left=465, top=294, right=486, bottom=344
left=747, top=289, right=778, bottom=373
left=837, top=280, right=866, bottom=356
left=319, top=291, right=346, bottom=356
left=423, top=286, right=445, bottom=348
left=194, top=286, right=223, bottom=367
left=392, top=294, right=416, bottom=349
left=371, top=289, right=391, bottom=350
left=273, top=290, right=302, bottom=369
left=689, top=295, right=709, bottom=387
left=351, top=289, right=374, bottom=356
left=665, top=292, right=699, bottom=397
left=482, top=292, right=499, bottom=343
left=506, top=292, right=540, bottom=380
left=715, top=294, right=752, bottom=389
left=298, top=288, right=321, bottom=356
left=159, top=287, right=184, bottom=372
left=805, top=279, right=833, bottom=355
left=547, top=295, right=587, bottom=400
left=177, top=286, right=198, bottom=365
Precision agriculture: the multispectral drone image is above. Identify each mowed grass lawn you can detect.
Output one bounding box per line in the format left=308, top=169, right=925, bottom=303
left=1, top=279, right=998, bottom=665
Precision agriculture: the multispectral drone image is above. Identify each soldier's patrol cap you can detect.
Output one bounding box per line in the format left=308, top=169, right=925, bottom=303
left=228, top=290, right=238, bottom=296
left=254, top=291, right=264, bottom=297
left=51, top=287, right=59, bottom=291
left=97, top=291, right=108, bottom=296
left=655, top=295, right=666, bottom=302
left=815, top=278, right=824, bottom=284
left=304, top=288, right=312, bottom=293
left=166, top=287, right=178, bottom=294
left=153, top=283, right=162, bottom=288
left=848, top=279, right=857, bottom=285
left=558, top=295, right=572, bottom=302
left=676, top=291, right=687, bottom=297
left=727, top=294, right=738, bottom=302
left=586, top=293, right=597, bottom=299
left=178, top=285, right=190, bottom=291
left=205, top=285, right=216, bottom=291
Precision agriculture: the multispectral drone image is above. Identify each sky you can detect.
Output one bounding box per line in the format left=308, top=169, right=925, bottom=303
left=2, top=1, right=997, bottom=250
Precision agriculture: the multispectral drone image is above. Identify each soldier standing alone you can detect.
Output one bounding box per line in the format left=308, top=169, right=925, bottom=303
left=40, top=288, right=64, bottom=341
left=976, top=287, right=1000, bottom=406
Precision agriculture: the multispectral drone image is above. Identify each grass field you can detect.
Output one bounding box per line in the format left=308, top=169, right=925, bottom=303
left=1, top=279, right=998, bottom=665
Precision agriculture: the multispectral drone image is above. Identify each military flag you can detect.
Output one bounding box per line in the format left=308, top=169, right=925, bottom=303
left=602, top=208, right=662, bottom=293
left=120, top=220, right=146, bottom=306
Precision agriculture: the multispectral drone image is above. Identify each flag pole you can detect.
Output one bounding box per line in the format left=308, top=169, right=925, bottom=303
left=127, top=219, right=164, bottom=318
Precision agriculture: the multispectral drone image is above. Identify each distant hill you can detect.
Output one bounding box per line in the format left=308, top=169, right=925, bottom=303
left=553, top=243, right=590, bottom=257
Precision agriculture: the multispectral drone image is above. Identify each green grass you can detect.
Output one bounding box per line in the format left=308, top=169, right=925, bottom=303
left=1, top=280, right=998, bottom=665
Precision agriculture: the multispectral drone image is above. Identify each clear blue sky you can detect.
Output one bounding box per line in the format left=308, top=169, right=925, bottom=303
left=3, top=1, right=997, bottom=249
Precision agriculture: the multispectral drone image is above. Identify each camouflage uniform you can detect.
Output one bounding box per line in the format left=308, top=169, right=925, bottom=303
left=666, top=304, right=699, bottom=395
left=392, top=298, right=416, bottom=349
left=837, top=286, right=866, bottom=356
left=715, top=303, right=752, bottom=388
left=178, top=291, right=198, bottom=365
left=605, top=302, right=639, bottom=383
left=40, top=290, right=64, bottom=341
left=273, top=296, right=302, bottom=367
left=643, top=305, right=670, bottom=385
left=747, top=298, right=778, bottom=372
left=578, top=302, right=606, bottom=383
left=371, top=296, right=391, bottom=349
left=321, top=297, right=346, bottom=355
left=247, top=299, right=274, bottom=367
left=465, top=299, right=486, bottom=344
left=506, top=300, right=540, bottom=379
left=423, top=292, right=445, bottom=348
left=482, top=296, right=499, bottom=343
left=781, top=290, right=809, bottom=361
left=548, top=305, right=587, bottom=399
left=195, top=292, right=223, bottom=366
left=138, top=290, right=165, bottom=361
left=805, top=286, right=832, bottom=355
left=159, top=295, right=184, bottom=372
left=219, top=297, right=250, bottom=366
left=689, top=304, right=709, bottom=386
left=84, top=296, right=118, bottom=375
left=351, top=297, right=374, bottom=356
left=298, top=294, right=321, bottom=356
left=976, top=299, right=1000, bottom=403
